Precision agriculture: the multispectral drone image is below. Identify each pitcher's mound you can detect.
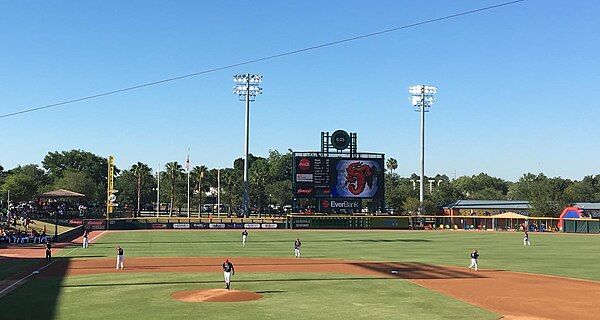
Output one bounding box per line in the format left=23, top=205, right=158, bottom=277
left=171, top=289, right=263, bottom=302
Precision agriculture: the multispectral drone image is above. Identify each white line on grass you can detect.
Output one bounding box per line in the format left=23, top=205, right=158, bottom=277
left=90, top=230, right=108, bottom=243
left=0, top=260, right=56, bottom=298
left=0, top=230, right=109, bottom=298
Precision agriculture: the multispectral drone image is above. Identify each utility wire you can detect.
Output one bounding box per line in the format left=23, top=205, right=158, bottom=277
left=0, top=0, right=524, bottom=119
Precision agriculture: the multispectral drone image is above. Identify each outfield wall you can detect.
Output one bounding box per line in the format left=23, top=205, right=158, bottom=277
left=90, top=215, right=599, bottom=233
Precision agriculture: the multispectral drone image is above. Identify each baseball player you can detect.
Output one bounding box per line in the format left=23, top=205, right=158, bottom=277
left=222, top=259, right=235, bottom=290
left=83, top=229, right=89, bottom=248
left=524, top=231, right=531, bottom=246
left=468, top=249, right=479, bottom=272
left=242, top=230, right=248, bottom=245
left=116, top=246, right=124, bottom=270
left=45, top=240, right=52, bottom=262
left=294, top=238, right=301, bottom=258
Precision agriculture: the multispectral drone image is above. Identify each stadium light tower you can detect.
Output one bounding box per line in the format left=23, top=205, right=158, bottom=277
left=233, top=74, right=263, bottom=218
left=409, top=85, right=437, bottom=215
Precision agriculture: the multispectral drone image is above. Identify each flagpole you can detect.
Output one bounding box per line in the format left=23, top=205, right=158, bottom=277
left=156, top=163, right=160, bottom=218
left=187, top=149, right=190, bottom=218
left=217, top=168, right=221, bottom=218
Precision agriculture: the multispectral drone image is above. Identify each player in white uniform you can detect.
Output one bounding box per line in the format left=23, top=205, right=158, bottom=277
left=83, top=230, right=89, bottom=248
left=116, top=246, right=124, bottom=269
left=294, top=238, right=301, bottom=258
left=524, top=231, right=531, bottom=245
left=242, top=230, right=248, bottom=245
left=468, top=249, right=479, bottom=271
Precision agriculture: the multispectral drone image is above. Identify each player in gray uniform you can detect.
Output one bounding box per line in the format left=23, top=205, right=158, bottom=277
left=294, top=238, right=301, bottom=258
left=222, top=259, right=235, bottom=290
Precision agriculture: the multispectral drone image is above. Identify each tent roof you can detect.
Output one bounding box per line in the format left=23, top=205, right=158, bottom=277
left=443, top=200, right=530, bottom=210
left=493, top=212, right=527, bottom=219
left=36, top=189, right=85, bottom=198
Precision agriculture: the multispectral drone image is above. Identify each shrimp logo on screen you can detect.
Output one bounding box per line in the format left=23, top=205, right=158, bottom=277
left=345, top=162, right=374, bottom=195
left=332, top=160, right=381, bottom=198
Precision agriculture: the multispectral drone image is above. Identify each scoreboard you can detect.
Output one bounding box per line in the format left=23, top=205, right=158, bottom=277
left=293, top=155, right=384, bottom=199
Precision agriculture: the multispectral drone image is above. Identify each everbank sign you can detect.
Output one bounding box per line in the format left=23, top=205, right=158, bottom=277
left=330, top=200, right=359, bottom=208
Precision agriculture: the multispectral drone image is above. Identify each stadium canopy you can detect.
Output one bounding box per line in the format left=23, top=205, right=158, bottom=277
left=493, top=212, right=527, bottom=219
left=491, top=212, right=528, bottom=230
left=36, top=189, right=85, bottom=199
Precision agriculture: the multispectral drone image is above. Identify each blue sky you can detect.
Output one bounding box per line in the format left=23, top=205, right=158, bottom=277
left=1, top=0, right=598, bottom=182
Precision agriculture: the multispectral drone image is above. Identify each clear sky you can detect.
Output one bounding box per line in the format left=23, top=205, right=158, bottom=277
left=1, top=0, right=598, bottom=182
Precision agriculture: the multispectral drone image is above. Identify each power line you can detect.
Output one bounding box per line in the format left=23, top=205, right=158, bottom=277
left=0, top=0, right=525, bottom=119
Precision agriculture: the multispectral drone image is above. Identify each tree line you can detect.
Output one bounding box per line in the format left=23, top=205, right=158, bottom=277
left=1, top=149, right=599, bottom=217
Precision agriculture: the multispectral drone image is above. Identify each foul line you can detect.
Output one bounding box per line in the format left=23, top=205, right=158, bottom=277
left=90, top=230, right=108, bottom=243
left=0, top=230, right=109, bottom=298
left=0, top=260, right=56, bottom=298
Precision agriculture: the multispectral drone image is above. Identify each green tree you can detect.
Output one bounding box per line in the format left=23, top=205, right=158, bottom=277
left=42, top=150, right=112, bottom=202
left=565, top=175, right=600, bottom=202
left=0, top=165, right=48, bottom=202
left=130, top=162, right=152, bottom=216
left=509, top=173, right=573, bottom=217
left=386, top=158, right=398, bottom=173
left=402, top=197, right=436, bottom=215
left=220, top=168, right=242, bottom=216
left=114, top=170, right=137, bottom=209
left=430, top=181, right=463, bottom=208
left=453, top=173, right=508, bottom=199
left=191, top=165, right=209, bottom=213
left=53, top=170, right=98, bottom=200
left=163, top=162, right=184, bottom=216
left=249, top=158, right=269, bottom=216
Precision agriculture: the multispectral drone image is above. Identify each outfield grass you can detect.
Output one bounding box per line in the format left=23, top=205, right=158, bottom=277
left=63, top=230, right=600, bottom=281
left=2, top=230, right=599, bottom=320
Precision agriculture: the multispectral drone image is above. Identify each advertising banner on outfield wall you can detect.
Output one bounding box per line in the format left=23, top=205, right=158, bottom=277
left=84, top=219, right=106, bottom=230
left=173, top=223, right=190, bottom=229
left=292, top=219, right=311, bottom=229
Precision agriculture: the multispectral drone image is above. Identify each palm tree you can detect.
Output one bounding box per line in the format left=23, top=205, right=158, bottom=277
left=164, top=161, right=184, bottom=217
left=131, top=162, right=152, bottom=217
left=386, top=158, right=398, bottom=173
left=191, top=165, right=208, bottom=215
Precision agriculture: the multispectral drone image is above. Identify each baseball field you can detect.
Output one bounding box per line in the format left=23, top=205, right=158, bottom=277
left=1, top=229, right=599, bottom=320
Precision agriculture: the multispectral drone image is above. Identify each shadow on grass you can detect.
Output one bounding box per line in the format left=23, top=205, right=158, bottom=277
left=59, top=276, right=395, bottom=288
left=352, top=262, right=484, bottom=279
left=0, top=256, right=71, bottom=319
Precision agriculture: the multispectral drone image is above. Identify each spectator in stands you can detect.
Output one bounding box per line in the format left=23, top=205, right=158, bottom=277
left=39, top=231, right=48, bottom=243
left=32, top=229, right=40, bottom=243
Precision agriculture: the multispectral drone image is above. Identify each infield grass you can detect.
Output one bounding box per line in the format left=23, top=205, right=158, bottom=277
left=1, top=272, right=499, bottom=320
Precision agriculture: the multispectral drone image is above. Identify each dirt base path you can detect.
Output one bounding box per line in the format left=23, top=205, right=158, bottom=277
left=36, top=257, right=600, bottom=320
